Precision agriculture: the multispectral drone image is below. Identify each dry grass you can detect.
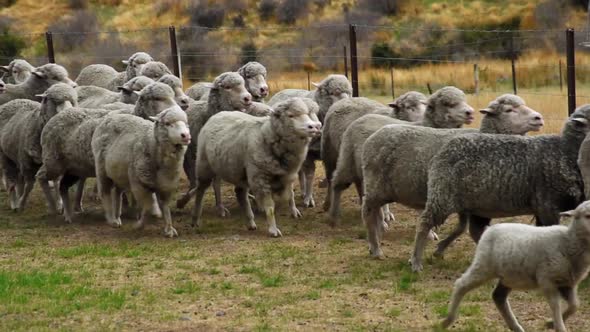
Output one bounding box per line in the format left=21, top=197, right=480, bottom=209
left=1, top=167, right=590, bottom=331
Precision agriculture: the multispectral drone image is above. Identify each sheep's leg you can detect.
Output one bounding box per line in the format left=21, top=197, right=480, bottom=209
left=353, top=180, right=363, bottom=205
left=36, top=166, right=58, bottom=215
left=16, top=176, right=35, bottom=212
left=177, top=148, right=197, bottom=209
left=113, top=187, right=124, bottom=223
left=302, top=159, right=316, bottom=208
left=97, top=177, right=119, bottom=228
left=131, top=187, right=156, bottom=231
left=288, top=185, right=302, bottom=219
left=158, top=193, right=177, bottom=238
left=492, top=282, right=524, bottom=332
left=410, top=208, right=447, bottom=272
left=149, top=193, right=162, bottom=218
left=546, top=287, right=579, bottom=329
left=73, top=178, right=85, bottom=212
left=322, top=180, right=332, bottom=212
left=544, top=287, right=567, bottom=332
left=362, top=198, right=385, bottom=259
left=213, top=177, right=230, bottom=217
left=15, top=173, right=24, bottom=199
left=298, top=169, right=306, bottom=198
left=256, top=193, right=281, bottom=237
left=235, top=186, right=257, bottom=230
left=58, top=175, right=78, bottom=224
left=191, top=178, right=212, bottom=228
left=468, top=215, right=491, bottom=243
left=441, top=265, right=492, bottom=329
left=328, top=178, right=351, bottom=226
left=434, top=213, right=469, bottom=258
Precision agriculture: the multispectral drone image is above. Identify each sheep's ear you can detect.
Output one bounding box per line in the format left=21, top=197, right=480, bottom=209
left=0, top=66, right=8, bottom=73
left=311, top=82, right=320, bottom=88
left=420, top=100, right=428, bottom=105
left=117, top=86, right=131, bottom=93
left=133, top=90, right=142, bottom=97
left=122, top=60, right=130, bottom=65
left=571, top=117, right=589, bottom=126
left=35, top=93, right=47, bottom=98
left=32, top=70, right=46, bottom=79
left=479, top=108, right=492, bottom=115
left=388, top=101, right=399, bottom=110
left=148, top=116, right=158, bottom=122
left=560, top=210, right=575, bottom=218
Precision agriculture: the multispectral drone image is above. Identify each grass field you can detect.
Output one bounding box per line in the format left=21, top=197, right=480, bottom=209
left=1, top=161, right=590, bottom=331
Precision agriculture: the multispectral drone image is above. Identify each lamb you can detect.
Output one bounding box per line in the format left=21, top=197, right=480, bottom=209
left=186, top=61, right=269, bottom=102
left=77, top=76, right=154, bottom=108
left=441, top=200, right=590, bottom=332
left=0, top=59, right=35, bottom=84
left=0, top=83, right=76, bottom=211
left=158, top=75, right=191, bottom=110
left=75, top=52, right=153, bottom=91
left=91, top=106, right=190, bottom=237
left=359, top=94, right=543, bottom=259
left=321, top=92, right=427, bottom=211
left=175, top=72, right=253, bottom=212
left=408, top=104, right=590, bottom=272
left=269, top=74, right=352, bottom=207
left=0, top=64, right=77, bottom=105
left=191, top=97, right=322, bottom=237
left=37, top=82, right=178, bottom=222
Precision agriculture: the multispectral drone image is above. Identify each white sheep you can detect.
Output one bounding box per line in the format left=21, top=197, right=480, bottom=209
left=0, top=59, right=35, bottom=84
left=77, top=76, right=154, bottom=108
left=91, top=106, right=191, bottom=237
left=139, top=61, right=172, bottom=81
left=0, top=64, right=77, bottom=105
left=75, top=52, right=153, bottom=91
left=191, top=97, right=321, bottom=237
left=158, top=74, right=191, bottom=110
left=442, top=200, right=590, bottom=332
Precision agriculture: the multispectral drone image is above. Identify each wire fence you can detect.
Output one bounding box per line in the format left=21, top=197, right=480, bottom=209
left=3, top=24, right=590, bottom=130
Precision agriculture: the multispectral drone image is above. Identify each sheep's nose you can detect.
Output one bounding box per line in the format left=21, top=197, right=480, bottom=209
left=260, top=86, right=268, bottom=95
left=70, top=82, right=78, bottom=88
left=534, top=116, right=542, bottom=120
left=244, top=95, right=252, bottom=104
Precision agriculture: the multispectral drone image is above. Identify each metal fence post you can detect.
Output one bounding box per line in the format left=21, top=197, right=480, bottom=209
left=510, top=33, right=517, bottom=95
left=473, top=63, right=479, bottom=96
left=349, top=24, right=359, bottom=97
left=390, top=66, right=395, bottom=99
left=45, top=31, right=55, bottom=64
left=168, top=26, right=181, bottom=80
left=559, top=59, right=563, bottom=92
left=343, top=45, right=348, bottom=79
left=566, top=28, right=576, bottom=116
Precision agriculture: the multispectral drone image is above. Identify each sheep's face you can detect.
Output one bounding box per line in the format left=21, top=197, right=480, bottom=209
left=314, top=75, right=352, bottom=104
left=223, top=81, right=252, bottom=109
left=7, top=61, right=33, bottom=84
left=274, top=99, right=322, bottom=138
left=480, top=98, right=544, bottom=135
left=125, top=53, right=153, bottom=77
left=561, top=200, right=590, bottom=233
left=32, top=64, right=77, bottom=88
left=245, top=74, right=269, bottom=102
left=389, top=94, right=427, bottom=122
left=37, top=83, right=77, bottom=115
left=136, top=83, right=178, bottom=116
left=152, top=106, right=191, bottom=146
left=139, top=62, right=172, bottom=81
left=118, top=76, right=155, bottom=104
left=437, top=98, right=474, bottom=126
left=0, top=79, right=5, bottom=94
left=158, top=75, right=191, bottom=110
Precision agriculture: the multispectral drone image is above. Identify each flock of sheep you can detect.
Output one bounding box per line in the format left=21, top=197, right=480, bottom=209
left=1, top=53, right=590, bottom=332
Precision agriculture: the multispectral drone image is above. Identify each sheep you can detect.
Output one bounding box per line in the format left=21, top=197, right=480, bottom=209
left=360, top=94, right=544, bottom=260
left=321, top=92, right=427, bottom=211
left=0, top=59, right=35, bottom=84
left=244, top=101, right=273, bottom=117
left=75, top=52, right=153, bottom=91
left=158, top=74, right=191, bottom=110
left=191, top=97, right=322, bottom=237
left=186, top=61, right=269, bottom=102
left=0, top=64, right=77, bottom=105
left=139, top=61, right=172, bottom=81
left=441, top=201, right=590, bottom=332
left=91, top=106, right=190, bottom=237
left=175, top=72, right=253, bottom=212
left=0, top=83, right=76, bottom=211
left=36, top=82, right=178, bottom=222
left=268, top=74, right=352, bottom=207
left=407, top=104, right=590, bottom=272
left=77, top=76, right=154, bottom=108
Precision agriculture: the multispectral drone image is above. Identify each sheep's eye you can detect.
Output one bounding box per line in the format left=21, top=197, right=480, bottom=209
left=288, top=114, right=294, bottom=118
left=585, top=214, right=590, bottom=219
left=505, top=109, right=513, bottom=113
left=164, top=122, right=171, bottom=126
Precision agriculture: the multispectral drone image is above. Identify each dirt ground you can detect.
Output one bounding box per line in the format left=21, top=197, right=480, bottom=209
left=0, top=168, right=588, bottom=332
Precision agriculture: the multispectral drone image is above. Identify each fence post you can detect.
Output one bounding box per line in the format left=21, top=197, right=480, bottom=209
left=510, top=33, right=517, bottom=95
left=168, top=26, right=181, bottom=80
left=349, top=24, right=359, bottom=97
left=427, top=82, right=432, bottom=94
left=566, top=28, right=576, bottom=116
left=390, top=66, right=395, bottom=99
left=45, top=31, right=55, bottom=64
left=307, top=71, right=311, bottom=91
left=559, top=59, right=563, bottom=92
left=343, top=45, right=348, bottom=79
left=473, top=63, right=479, bottom=96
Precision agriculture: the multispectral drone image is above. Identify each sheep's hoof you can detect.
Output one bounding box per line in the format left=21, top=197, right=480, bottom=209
left=383, top=212, right=396, bottom=223
left=303, top=196, right=315, bottom=208
left=381, top=221, right=390, bottom=232
left=409, top=257, right=423, bottom=273
left=107, top=219, right=122, bottom=228
left=74, top=205, right=83, bottom=213
left=545, top=320, right=555, bottom=329
left=164, top=226, right=178, bottom=238
left=428, top=230, right=439, bottom=241
left=133, top=220, right=145, bottom=230
left=190, top=217, right=201, bottom=228
left=369, top=248, right=385, bottom=260
left=217, top=205, right=230, bottom=218
left=268, top=226, right=282, bottom=237
left=440, top=317, right=454, bottom=329
left=432, top=249, right=444, bottom=259
left=246, top=221, right=257, bottom=231
left=291, top=207, right=302, bottom=219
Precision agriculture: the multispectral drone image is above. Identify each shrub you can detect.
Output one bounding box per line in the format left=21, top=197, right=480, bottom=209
left=68, top=0, right=88, bottom=10
left=47, top=10, right=99, bottom=52
left=190, top=4, right=225, bottom=28
left=371, top=42, right=395, bottom=68
left=0, top=28, right=26, bottom=60
left=358, top=0, right=401, bottom=16
left=259, top=0, right=277, bottom=21
left=233, top=14, right=245, bottom=28
left=240, top=42, right=257, bottom=65
left=277, top=0, right=309, bottom=25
